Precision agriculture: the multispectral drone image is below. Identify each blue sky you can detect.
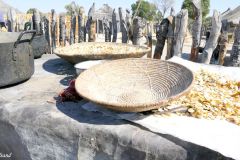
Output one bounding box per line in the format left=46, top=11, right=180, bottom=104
left=4, top=0, right=240, bottom=16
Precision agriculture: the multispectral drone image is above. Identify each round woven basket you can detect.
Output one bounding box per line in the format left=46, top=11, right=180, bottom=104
left=54, top=42, right=151, bottom=64
left=75, top=58, right=194, bottom=112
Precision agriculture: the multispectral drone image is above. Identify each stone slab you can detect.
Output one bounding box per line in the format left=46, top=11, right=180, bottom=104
left=0, top=55, right=232, bottom=160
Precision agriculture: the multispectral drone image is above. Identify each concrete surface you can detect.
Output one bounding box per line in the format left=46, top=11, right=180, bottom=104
left=0, top=54, right=233, bottom=160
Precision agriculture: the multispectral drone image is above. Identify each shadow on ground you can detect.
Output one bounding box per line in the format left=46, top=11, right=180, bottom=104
left=181, top=51, right=233, bottom=67
left=42, top=58, right=76, bottom=86
left=56, top=99, right=125, bottom=125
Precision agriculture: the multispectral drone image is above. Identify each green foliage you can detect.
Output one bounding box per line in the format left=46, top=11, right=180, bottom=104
left=181, top=0, right=210, bottom=19
left=26, top=8, right=43, bottom=17
left=131, top=0, right=158, bottom=21
left=154, top=10, right=163, bottom=23
left=26, top=8, right=37, bottom=14
left=203, top=16, right=211, bottom=28
left=65, top=1, right=83, bottom=16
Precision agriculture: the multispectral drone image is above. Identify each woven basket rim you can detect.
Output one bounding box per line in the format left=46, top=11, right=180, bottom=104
left=55, top=42, right=151, bottom=57
left=75, top=58, right=195, bottom=112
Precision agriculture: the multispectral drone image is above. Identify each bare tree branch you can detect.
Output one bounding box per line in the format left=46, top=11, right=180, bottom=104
left=154, top=0, right=175, bottom=17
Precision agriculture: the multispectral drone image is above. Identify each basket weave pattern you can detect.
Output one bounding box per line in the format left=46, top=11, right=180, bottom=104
left=75, top=58, right=194, bottom=112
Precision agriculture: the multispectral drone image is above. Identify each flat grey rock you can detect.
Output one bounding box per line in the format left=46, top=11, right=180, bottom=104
left=0, top=55, right=232, bottom=160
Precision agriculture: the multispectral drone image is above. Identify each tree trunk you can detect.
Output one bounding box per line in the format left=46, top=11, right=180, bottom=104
left=190, top=0, right=202, bottom=62
left=173, top=9, right=188, bottom=57
left=201, top=10, right=222, bottom=64
left=230, top=21, right=240, bottom=67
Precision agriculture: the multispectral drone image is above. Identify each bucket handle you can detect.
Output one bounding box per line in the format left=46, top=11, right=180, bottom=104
left=14, top=30, right=36, bottom=48
left=12, top=30, right=36, bottom=61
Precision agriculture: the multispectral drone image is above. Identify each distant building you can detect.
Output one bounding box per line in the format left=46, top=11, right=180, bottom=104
left=221, top=5, right=240, bottom=42
left=222, top=5, right=240, bottom=26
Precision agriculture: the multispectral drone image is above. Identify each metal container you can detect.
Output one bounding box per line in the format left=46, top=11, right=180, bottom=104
left=74, top=60, right=107, bottom=75
left=0, top=31, right=36, bottom=87
left=31, top=34, right=50, bottom=59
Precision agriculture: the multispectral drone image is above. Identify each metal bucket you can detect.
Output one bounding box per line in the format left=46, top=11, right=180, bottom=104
left=0, top=31, right=36, bottom=87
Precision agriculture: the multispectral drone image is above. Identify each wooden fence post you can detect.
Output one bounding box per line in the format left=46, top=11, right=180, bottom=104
left=59, top=14, right=66, bottom=46
left=70, top=12, right=76, bottom=45
left=119, top=7, right=128, bottom=43
left=103, top=17, right=111, bottom=42
left=166, top=7, right=175, bottom=60
left=230, top=21, right=240, bottom=67
left=173, top=9, right=188, bottom=57
left=78, top=14, right=84, bottom=43
left=153, top=18, right=169, bottom=59
left=88, top=18, right=96, bottom=42
left=32, top=9, right=41, bottom=34
left=56, top=15, right=60, bottom=47
left=201, top=10, right=222, bottom=64
left=166, top=15, right=175, bottom=60
left=217, top=19, right=228, bottom=65
left=147, top=33, right=152, bottom=58
left=50, top=9, right=57, bottom=53
left=132, top=17, right=146, bottom=45
left=112, top=9, right=117, bottom=42
left=190, top=0, right=202, bottom=62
